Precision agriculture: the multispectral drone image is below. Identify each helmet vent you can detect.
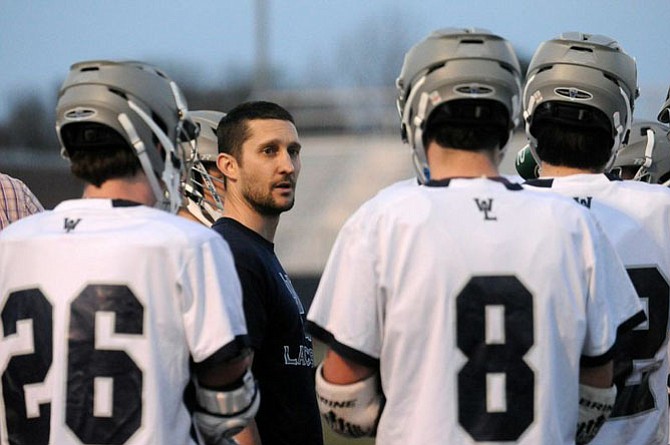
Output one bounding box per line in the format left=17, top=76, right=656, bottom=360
left=108, top=88, right=128, bottom=100
left=80, top=66, right=100, bottom=73
left=568, top=45, right=593, bottom=53
left=460, top=39, right=484, bottom=44
left=425, top=64, right=445, bottom=77
left=602, top=73, right=621, bottom=88
left=499, top=63, right=515, bottom=75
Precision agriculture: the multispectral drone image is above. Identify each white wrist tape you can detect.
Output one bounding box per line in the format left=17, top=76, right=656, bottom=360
left=315, top=362, right=383, bottom=438
left=576, top=383, right=616, bottom=445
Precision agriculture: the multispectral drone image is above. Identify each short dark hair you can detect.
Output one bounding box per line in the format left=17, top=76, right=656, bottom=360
left=60, top=122, right=142, bottom=187
left=530, top=101, right=613, bottom=171
left=217, top=101, right=295, bottom=161
left=423, top=100, right=510, bottom=151
left=533, top=122, right=612, bottom=171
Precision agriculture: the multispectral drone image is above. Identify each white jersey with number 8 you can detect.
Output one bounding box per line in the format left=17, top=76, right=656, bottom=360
left=307, top=177, right=643, bottom=445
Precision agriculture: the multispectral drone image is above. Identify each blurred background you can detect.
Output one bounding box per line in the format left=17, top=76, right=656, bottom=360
left=1, top=2, right=668, bottom=443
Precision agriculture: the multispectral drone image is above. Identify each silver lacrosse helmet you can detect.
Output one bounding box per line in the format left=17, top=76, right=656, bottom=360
left=611, top=120, right=670, bottom=185
left=182, top=110, right=226, bottom=226
left=658, top=85, right=670, bottom=124
left=56, top=60, right=197, bottom=212
left=523, top=32, right=639, bottom=169
left=396, top=27, right=522, bottom=183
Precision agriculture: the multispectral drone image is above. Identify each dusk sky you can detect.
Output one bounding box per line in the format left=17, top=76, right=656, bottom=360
left=1, top=0, right=668, bottom=121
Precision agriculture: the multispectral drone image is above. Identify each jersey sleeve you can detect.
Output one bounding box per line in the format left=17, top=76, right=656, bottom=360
left=307, top=204, right=382, bottom=368
left=180, top=234, right=249, bottom=365
left=581, top=216, right=645, bottom=366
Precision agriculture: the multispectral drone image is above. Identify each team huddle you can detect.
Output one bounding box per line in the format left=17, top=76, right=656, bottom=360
left=0, top=26, right=669, bottom=445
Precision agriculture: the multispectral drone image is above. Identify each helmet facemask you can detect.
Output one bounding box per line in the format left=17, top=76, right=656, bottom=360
left=181, top=110, right=227, bottom=226
left=182, top=159, right=226, bottom=226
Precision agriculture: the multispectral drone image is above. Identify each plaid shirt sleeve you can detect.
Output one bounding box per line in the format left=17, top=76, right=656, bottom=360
left=0, top=173, right=44, bottom=230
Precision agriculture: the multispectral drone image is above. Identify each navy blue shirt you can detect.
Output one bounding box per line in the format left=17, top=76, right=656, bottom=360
left=212, top=218, right=323, bottom=445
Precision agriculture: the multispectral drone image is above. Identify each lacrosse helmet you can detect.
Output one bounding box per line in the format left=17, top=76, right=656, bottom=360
left=182, top=110, right=226, bottom=226
left=658, top=85, right=670, bottom=124
left=396, top=27, right=522, bottom=183
left=523, top=32, right=639, bottom=169
left=56, top=60, right=197, bottom=212
left=514, top=144, right=540, bottom=180
left=611, top=120, right=670, bottom=185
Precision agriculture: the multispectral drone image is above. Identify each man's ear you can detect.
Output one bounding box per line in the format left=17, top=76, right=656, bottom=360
left=217, top=153, right=238, bottom=181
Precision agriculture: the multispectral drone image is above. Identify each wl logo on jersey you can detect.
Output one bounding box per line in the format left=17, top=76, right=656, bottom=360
left=474, top=198, right=497, bottom=221
left=64, top=217, right=82, bottom=233
left=573, top=196, right=593, bottom=208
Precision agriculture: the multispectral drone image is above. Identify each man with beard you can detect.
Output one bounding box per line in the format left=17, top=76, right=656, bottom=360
left=212, top=101, right=323, bottom=445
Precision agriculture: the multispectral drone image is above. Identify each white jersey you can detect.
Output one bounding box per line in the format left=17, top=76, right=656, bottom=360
left=526, top=174, right=670, bottom=445
left=307, top=177, right=643, bottom=445
left=0, top=199, right=247, bottom=445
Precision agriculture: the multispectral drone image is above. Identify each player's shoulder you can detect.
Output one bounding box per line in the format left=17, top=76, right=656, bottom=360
left=377, top=177, right=420, bottom=195
left=0, top=209, right=52, bottom=240
left=355, top=178, right=420, bottom=216
left=615, top=178, right=670, bottom=199
left=518, top=182, right=599, bottom=226
left=144, top=209, right=223, bottom=243
left=334, top=181, right=416, bottom=239
left=147, top=207, right=216, bottom=238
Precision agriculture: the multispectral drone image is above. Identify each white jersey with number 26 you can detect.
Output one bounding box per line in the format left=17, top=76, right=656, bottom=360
left=308, top=177, right=643, bottom=445
left=0, top=199, right=247, bottom=445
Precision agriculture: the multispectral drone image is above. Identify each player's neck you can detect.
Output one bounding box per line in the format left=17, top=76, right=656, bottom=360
left=427, top=144, right=500, bottom=179
left=540, top=163, right=599, bottom=177
left=223, top=193, right=280, bottom=243
left=82, top=172, right=156, bottom=206
left=177, top=207, right=202, bottom=224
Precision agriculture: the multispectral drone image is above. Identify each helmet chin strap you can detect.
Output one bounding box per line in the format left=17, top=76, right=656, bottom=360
left=402, top=76, right=431, bottom=184
left=410, top=91, right=432, bottom=184
left=604, top=86, right=633, bottom=172
left=127, top=99, right=183, bottom=213
left=183, top=193, right=224, bottom=227
left=632, top=128, right=655, bottom=182
left=522, top=74, right=543, bottom=167
left=170, top=81, right=189, bottom=118
left=117, top=112, right=166, bottom=208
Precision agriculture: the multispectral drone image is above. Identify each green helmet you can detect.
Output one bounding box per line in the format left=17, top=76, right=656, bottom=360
left=514, top=144, right=540, bottom=180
